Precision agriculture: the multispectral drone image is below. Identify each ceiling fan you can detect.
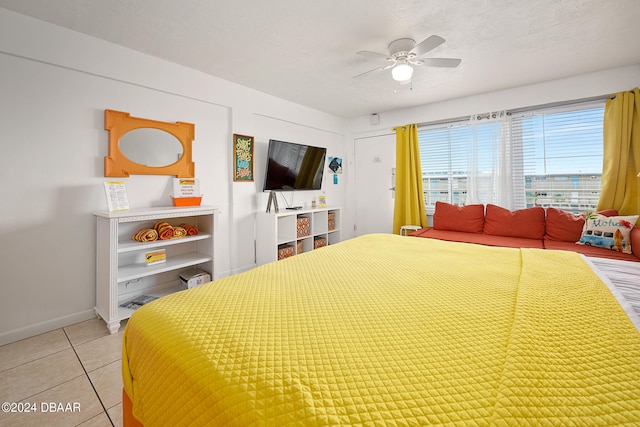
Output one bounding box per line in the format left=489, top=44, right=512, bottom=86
left=354, top=35, right=461, bottom=82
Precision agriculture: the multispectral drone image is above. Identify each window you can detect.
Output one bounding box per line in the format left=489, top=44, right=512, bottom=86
left=516, top=106, right=604, bottom=213
left=418, top=102, right=604, bottom=214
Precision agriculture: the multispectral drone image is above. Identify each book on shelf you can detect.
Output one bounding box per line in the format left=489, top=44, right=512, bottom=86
left=119, top=295, right=159, bottom=310
left=145, top=249, right=166, bottom=265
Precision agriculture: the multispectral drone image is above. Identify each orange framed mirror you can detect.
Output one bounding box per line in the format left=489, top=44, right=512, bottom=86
left=104, top=109, right=195, bottom=177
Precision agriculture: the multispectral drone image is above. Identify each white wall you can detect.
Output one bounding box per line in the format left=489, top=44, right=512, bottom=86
left=0, top=8, right=348, bottom=345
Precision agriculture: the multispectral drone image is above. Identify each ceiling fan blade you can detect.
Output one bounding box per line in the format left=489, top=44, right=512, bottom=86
left=417, top=58, right=462, bottom=68
left=356, top=50, right=392, bottom=61
left=410, top=35, right=446, bottom=57
left=353, top=64, right=394, bottom=79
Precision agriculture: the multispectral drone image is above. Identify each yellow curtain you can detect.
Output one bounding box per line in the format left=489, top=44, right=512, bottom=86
left=596, top=88, right=640, bottom=218
left=393, top=124, right=428, bottom=234
left=295, top=147, right=325, bottom=189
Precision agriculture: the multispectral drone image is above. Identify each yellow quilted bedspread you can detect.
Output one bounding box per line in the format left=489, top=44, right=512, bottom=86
left=123, top=234, right=640, bottom=426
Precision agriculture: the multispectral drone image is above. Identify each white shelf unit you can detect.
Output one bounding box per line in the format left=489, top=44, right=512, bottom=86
left=256, top=207, right=341, bottom=265
left=94, top=206, right=219, bottom=333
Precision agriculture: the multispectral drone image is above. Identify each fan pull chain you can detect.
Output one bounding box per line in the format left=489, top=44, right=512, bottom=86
left=393, top=78, right=414, bottom=93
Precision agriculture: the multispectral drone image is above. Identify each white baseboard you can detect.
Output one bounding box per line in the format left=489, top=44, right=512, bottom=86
left=227, top=264, right=256, bottom=276
left=0, top=309, right=97, bottom=346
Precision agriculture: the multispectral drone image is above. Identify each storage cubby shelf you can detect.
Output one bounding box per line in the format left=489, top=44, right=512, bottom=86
left=256, top=206, right=341, bottom=265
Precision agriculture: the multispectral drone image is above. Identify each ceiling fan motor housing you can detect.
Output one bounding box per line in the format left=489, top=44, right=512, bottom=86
left=388, top=38, right=416, bottom=59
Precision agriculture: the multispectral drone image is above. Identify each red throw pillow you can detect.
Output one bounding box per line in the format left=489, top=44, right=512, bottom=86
left=433, top=202, right=485, bottom=233
left=597, top=209, right=618, bottom=217
left=484, top=204, right=545, bottom=239
left=545, top=207, right=585, bottom=242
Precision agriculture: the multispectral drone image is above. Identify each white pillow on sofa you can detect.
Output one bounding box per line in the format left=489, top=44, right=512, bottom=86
left=577, top=214, right=639, bottom=254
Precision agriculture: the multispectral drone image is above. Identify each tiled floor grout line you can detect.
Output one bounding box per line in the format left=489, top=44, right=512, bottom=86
left=0, top=347, right=70, bottom=375
left=0, top=340, right=84, bottom=404
left=11, top=372, right=88, bottom=403
left=62, top=328, right=116, bottom=427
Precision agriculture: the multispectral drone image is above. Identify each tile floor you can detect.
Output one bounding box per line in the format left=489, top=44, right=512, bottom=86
left=0, top=318, right=125, bottom=427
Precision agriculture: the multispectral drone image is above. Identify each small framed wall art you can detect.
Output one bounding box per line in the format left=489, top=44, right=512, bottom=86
left=233, top=134, right=254, bottom=182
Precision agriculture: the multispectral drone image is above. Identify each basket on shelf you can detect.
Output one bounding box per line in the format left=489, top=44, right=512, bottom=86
left=297, top=217, right=311, bottom=237
left=314, top=236, right=327, bottom=249
left=278, top=244, right=295, bottom=260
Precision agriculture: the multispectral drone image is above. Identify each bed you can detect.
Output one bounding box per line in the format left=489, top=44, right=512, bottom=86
left=122, top=234, right=640, bottom=426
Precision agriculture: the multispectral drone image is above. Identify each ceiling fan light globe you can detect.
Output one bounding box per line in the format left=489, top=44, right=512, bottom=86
left=392, top=63, right=413, bottom=82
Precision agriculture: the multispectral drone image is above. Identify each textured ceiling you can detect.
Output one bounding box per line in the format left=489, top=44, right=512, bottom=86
left=1, top=0, right=640, bottom=118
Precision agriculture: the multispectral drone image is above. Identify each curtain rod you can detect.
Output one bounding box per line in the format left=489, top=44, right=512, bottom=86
left=507, top=94, right=613, bottom=114
left=417, top=94, right=613, bottom=128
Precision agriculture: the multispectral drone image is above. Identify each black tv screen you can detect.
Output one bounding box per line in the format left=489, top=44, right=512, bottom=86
left=263, top=139, right=327, bottom=191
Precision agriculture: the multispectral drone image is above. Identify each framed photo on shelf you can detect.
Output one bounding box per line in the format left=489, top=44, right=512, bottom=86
left=233, top=134, right=254, bottom=182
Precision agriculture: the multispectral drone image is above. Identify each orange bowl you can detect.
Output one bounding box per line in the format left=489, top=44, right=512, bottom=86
left=171, top=196, right=202, bottom=207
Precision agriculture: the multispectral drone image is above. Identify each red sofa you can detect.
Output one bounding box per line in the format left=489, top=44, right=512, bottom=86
left=411, top=202, right=640, bottom=262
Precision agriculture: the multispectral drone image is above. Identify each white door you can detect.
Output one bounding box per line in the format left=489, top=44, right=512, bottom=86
left=354, top=133, right=396, bottom=235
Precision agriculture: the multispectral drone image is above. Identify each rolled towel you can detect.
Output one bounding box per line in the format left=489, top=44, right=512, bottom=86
left=154, top=221, right=175, bottom=240
left=172, top=227, right=187, bottom=239
left=179, top=223, right=199, bottom=236
left=132, top=228, right=158, bottom=242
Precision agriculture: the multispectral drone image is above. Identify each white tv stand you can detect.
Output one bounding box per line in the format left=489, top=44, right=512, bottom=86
left=255, top=206, right=341, bottom=266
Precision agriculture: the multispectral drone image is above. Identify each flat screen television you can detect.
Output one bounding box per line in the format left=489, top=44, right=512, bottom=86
left=263, top=139, right=326, bottom=191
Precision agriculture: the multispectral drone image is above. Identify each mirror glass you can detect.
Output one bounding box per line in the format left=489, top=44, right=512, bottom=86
left=119, top=128, right=184, bottom=167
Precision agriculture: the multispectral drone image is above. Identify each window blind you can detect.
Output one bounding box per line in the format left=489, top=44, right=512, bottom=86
left=512, top=104, right=604, bottom=213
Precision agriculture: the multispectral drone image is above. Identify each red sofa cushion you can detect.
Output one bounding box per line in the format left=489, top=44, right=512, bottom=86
left=544, top=208, right=620, bottom=243
left=484, top=204, right=545, bottom=239
left=545, top=207, right=585, bottom=242
left=597, top=209, right=619, bottom=217
left=415, top=228, right=544, bottom=249
left=632, top=227, right=640, bottom=259
left=409, top=227, right=432, bottom=238
left=544, top=240, right=639, bottom=262
left=433, top=202, right=485, bottom=233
